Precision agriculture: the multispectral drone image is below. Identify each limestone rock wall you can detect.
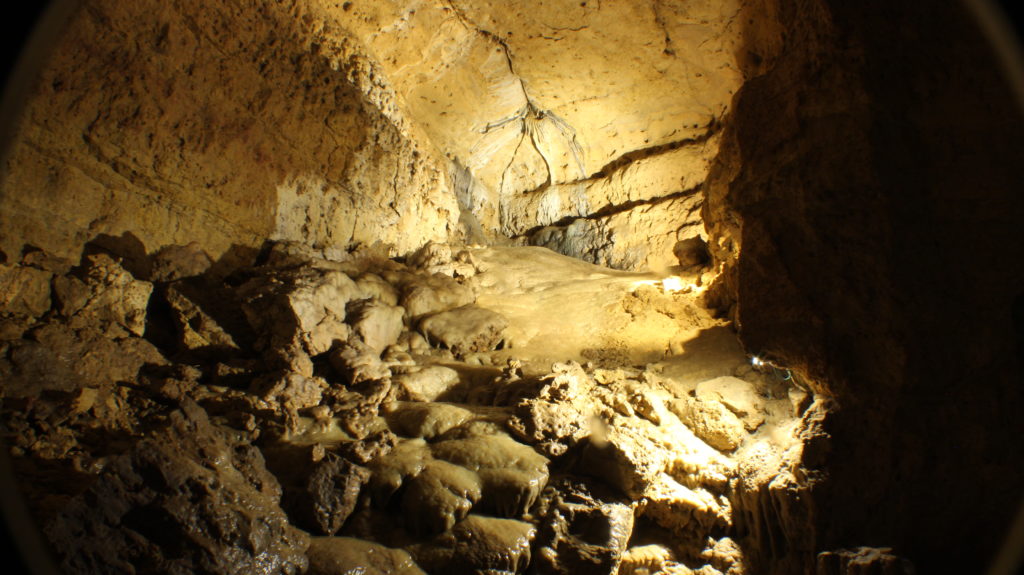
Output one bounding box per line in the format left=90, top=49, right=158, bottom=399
left=0, top=0, right=459, bottom=263
left=321, top=0, right=745, bottom=268
left=2, top=0, right=750, bottom=272
left=703, top=0, right=1024, bottom=571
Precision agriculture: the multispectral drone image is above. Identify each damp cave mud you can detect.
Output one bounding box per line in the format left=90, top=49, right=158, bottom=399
left=1, top=1, right=1023, bottom=575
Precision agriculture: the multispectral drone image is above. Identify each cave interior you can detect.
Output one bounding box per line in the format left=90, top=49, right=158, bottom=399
left=0, top=1, right=1022, bottom=574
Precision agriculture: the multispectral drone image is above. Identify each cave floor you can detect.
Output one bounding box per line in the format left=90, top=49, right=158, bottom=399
left=0, top=243, right=811, bottom=575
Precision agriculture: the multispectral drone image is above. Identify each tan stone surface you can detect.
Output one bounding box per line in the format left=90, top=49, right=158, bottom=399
left=1, top=0, right=458, bottom=262
left=2, top=0, right=744, bottom=271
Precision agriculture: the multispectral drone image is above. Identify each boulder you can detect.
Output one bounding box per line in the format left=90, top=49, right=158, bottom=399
left=401, top=459, right=482, bottom=535
left=149, top=242, right=212, bottom=282
left=387, top=402, right=475, bottom=440
left=355, top=273, right=400, bottom=306
left=46, top=400, right=309, bottom=575
left=53, top=253, right=152, bottom=338
left=816, top=547, right=915, bottom=575
left=431, top=433, right=549, bottom=518
left=400, top=274, right=475, bottom=320
left=410, top=515, right=536, bottom=575
left=328, top=337, right=391, bottom=385
left=238, top=267, right=359, bottom=357
left=393, top=364, right=462, bottom=401
left=306, top=537, right=425, bottom=575
left=0, top=263, right=52, bottom=319
left=580, top=425, right=671, bottom=498
left=347, top=299, right=405, bottom=354
left=533, top=477, right=635, bottom=575
left=419, top=305, right=508, bottom=356
left=0, top=322, right=165, bottom=398
left=297, top=453, right=371, bottom=536
left=695, top=376, right=765, bottom=431
left=671, top=397, right=747, bottom=452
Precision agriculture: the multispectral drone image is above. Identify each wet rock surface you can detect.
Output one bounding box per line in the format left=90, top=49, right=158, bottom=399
left=46, top=399, right=309, bottom=575
left=1, top=242, right=823, bottom=573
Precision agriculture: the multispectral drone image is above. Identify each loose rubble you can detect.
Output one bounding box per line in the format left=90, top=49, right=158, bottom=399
left=0, top=241, right=834, bottom=574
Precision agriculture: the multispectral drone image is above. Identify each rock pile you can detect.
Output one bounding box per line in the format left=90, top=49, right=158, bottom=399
left=0, top=240, right=827, bottom=574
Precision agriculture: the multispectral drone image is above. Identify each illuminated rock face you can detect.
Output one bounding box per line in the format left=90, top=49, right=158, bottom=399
left=1, top=0, right=746, bottom=271
left=0, top=0, right=459, bottom=262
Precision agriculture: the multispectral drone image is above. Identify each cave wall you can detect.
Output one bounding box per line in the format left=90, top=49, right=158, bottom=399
left=320, top=0, right=745, bottom=269
left=705, top=0, right=1024, bottom=570
left=0, top=0, right=459, bottom=264
left=1, top=0, right=753, bottom=272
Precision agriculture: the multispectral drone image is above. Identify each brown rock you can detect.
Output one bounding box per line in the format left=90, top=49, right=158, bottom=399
left=816, top=547, right=914, bottom=575
left=149, top=242, right=213, bottom=282
left=46, top=400, right=309, bottom=575
left=298, top=453, right=371, bottom=536
left=250, top=371, right=326, bottom=412
left=164, top=279, right=244, bottom=353
left=0, top=263, right=52, bottom=319
left=401, top=459, right=482, bottom=536
left=533, top=477, right=635, bottom=575
left=1, top=322, right=165, bottom=398
left=53, top=253, right=152, bottom=338
left=306, top=537, right=425, bottom=575
left=410, top=514, right=536, bottom=575
left=337, top=429, right=398, bottom=465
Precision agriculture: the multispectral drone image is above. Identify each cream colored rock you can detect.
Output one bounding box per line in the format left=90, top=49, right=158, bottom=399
left=393, top=365, right=462, bottom=401
left=619, top=544, right=675, bottom=575
left=0, top=0, right=458, bottom=263
left=508, top=398, right=590, bottom=457
left=356, top=273, right=401, bottom=306
left=581, top=425, right=672, bottom=498
left=400, top=274, right=476, bottom=320
left=643, top=474, right=731, bottom=535
left=348, top=300, right=405, bottom=355
left=329, top=338, right=392, bottom=385
left=700, top=537, right=745, bottom=575
left=671, top=396, right=747, bottom=452
left=388, top=402, right=474, bottom=440
left=695, top=376, right=765, bottom=431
